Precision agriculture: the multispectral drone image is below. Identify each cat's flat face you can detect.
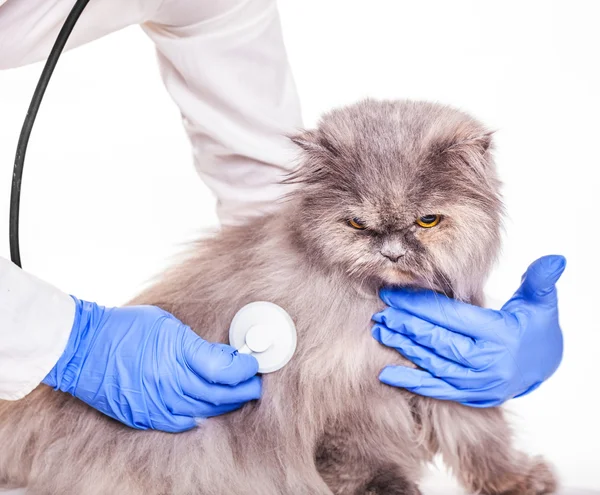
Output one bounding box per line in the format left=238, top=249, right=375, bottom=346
left=288, top=100, right=503, bottom=300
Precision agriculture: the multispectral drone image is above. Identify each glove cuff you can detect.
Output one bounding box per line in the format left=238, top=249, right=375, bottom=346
left=42, top=297, right=107, bottom=395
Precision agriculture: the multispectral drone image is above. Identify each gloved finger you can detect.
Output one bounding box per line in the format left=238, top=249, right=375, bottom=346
left=182, top=330, right=260, bottom=385
left=373, top=308, right=488, bottom=369
left=514, top=381, right=542, bottom=399
left=378, top=366, right=470, bottom=402
left=379, top=288, right=506, bottom=342
left=459, top=398, right=505, bottom=408
left=149, top=413, right=197, bottom=433
left=178, top=372, right=262, bottom=405
left=202, top=402, right=245, bottom=418
left=168, top=395, right=244, bottom=418
left=505, top=255, right=566, bottom=308
left=372, top=325, right=466, bottom=377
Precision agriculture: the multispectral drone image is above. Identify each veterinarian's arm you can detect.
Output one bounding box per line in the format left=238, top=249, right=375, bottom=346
left=142, top=0, right=303, bottom=224
left=0, top=0, right=302, bottom=225
left=372, top=255, right=566, bottom=407
left=0, top=258, right=261, bottom=431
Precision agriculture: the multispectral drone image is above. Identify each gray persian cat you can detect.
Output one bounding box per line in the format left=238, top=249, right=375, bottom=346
left=0, top=100, right=557, bottom=495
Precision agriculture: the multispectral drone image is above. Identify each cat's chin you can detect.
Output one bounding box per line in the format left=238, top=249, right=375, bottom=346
left=380, top=267, right=422, bottom=287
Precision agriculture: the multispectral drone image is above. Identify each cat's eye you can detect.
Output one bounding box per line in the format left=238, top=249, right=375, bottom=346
left=348, top=218, right=367, bottom=230
left=416, top=214, right=441, bottom=228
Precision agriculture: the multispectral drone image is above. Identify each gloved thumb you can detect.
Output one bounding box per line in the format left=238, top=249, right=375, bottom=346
left=182, top=328, right=259, bottom=386
left=508, top=255, right=566, bottom=306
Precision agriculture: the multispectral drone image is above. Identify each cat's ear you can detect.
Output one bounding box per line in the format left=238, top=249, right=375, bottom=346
left=285, top=129, right=341, bottom=184
left=443, top=130, right=495, bottom=156
left=438, top=129, right=496, bottom=180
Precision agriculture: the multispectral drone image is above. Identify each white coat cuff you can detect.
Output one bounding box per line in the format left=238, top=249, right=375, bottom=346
left=0, top=258, right=76, bottom=400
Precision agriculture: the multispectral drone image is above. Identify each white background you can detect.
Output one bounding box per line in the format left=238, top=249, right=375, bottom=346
left=0, top=0, right=599, bottom=492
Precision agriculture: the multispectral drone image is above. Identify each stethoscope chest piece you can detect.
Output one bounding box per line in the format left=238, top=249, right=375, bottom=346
left=229, top=301, right=297, bottom=373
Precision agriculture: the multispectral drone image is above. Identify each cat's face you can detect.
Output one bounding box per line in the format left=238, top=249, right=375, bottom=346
left=287, top=100, right=503, bottom=301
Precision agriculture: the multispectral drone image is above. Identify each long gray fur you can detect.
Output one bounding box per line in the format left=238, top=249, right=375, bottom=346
left=0, top=99, right=557, bottom=495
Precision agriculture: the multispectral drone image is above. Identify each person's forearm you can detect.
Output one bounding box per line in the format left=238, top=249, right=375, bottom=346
left=0, top=258, right=75, bottom=400
left=143, top=0, right=303, bottom=224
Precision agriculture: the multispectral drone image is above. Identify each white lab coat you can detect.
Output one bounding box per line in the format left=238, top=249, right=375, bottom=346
left=0, top=0, right=302, bottom=400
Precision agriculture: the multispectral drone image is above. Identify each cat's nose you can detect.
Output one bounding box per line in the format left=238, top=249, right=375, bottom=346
left=380, top=250, right=405, bottom=263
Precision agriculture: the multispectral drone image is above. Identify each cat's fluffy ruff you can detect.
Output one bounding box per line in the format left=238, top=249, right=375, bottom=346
left=0, top=100, right=556, bottom=495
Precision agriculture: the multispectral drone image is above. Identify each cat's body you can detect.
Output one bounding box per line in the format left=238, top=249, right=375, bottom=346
left=0, top=100, right=557, bottom=494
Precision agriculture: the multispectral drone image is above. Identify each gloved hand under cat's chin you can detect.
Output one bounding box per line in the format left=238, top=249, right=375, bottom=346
left=43, top=299, right=262, bottom=432
left=372, top=255, right=566, bottom=407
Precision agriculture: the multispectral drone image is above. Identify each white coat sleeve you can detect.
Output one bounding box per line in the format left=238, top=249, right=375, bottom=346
left=143, top=0, right=303, bottom=224
left=0, top=0, right=303, bottom=225
left=0, top=258, right=75, bottom=400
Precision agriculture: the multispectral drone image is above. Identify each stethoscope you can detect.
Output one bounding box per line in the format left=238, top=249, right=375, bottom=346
left=8, top=0, right=297, bottom=373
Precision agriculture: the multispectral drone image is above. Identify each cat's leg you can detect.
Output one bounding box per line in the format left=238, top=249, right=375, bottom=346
left=317, top=441, right=421, bottom=495
left=317, top=441, right=420, bottom=495
left=316, top=417, right=424, bottom=495
left=427, top=401, right=557, bottom=495
left=364, top=467, right=422, bottom=495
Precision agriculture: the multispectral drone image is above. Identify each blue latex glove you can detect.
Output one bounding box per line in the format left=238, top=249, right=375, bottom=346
left=372, top=255, right=566, bottom=407
left=43, top=297, right=261, bottom=432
